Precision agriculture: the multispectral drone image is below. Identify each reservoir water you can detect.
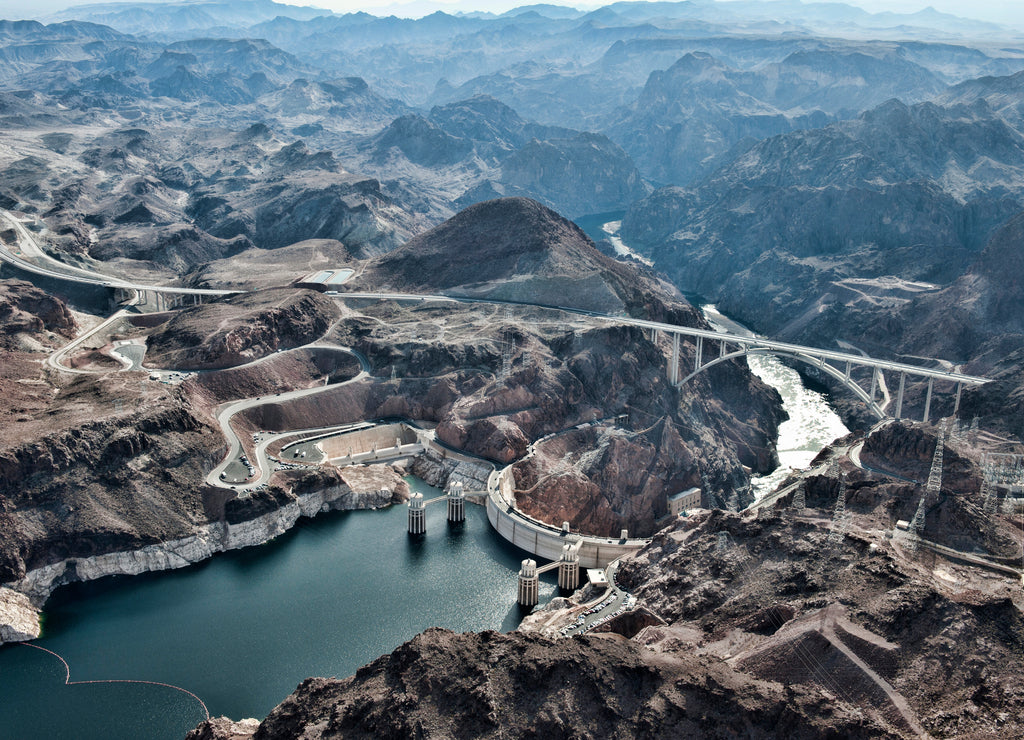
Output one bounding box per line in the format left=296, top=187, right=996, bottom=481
left=0, top=478, right=556, bottom=740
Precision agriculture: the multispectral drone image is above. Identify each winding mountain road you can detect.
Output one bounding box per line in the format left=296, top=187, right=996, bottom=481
left=204, top=345, right=372, bottom=489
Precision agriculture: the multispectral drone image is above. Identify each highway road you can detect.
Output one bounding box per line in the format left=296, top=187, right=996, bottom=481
left=46, top=304, right=138, bottom=374
left=2, top=210, right=988, bottom=392
left=204, top=345, right=372, bottom=490
left=0, top=209, right=235, bottom=297
left=333, top=291, right=991, bottom=388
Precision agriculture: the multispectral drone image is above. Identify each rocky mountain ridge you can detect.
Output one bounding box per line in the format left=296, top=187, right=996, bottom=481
left=604, top=48, right=946, bottom=184
left=620, top=89, right=1024, bottom=352
left=188, top=626, right=885, bottom=740
left=352, top=197, right=667, bottom=313
left=145, top=289, right=340, bottom=370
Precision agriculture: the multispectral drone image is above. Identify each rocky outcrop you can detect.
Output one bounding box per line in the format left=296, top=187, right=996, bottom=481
left=145, top=288, right=340, bottom=370
left=189, top=627, right=887, bottom=740
left=0, top=587, right=38, bottom=642
left=0, top=404, right=204, bottom=490
left=410, top=446, right=492, bottom=492
left=0, top=279, right=76, bottom=344
left=186, top=717, right=260, bottom=740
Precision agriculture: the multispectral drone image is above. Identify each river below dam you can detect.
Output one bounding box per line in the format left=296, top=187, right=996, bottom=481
left=574, top=214, right=850, bottom=496
left=0, top=478, right=557, bottom=740
left=702, top=305, right=850, bottom=497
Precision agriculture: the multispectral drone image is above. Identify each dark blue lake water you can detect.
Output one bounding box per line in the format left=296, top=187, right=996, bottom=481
left=0, top=478, right=556, bottom=740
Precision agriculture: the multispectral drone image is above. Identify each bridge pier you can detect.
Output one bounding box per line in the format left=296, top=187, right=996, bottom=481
left=923, top=377, right=934, bottom=423
left=719, top=338, right=727, bottom=358
left=869, top=368, right=878, bottom=403
left=954, top=382, right=963, bottom=416
left=669, top=333, right=680, bottom=385
left=446, top=481, right=465, bottom=523
left=407, top=492, right=425, bottom=534
left=517, top=559, right=539, bottom=607
left=695, top=336, right=703, bottom=373
left=895, top=373, right=906, bottom=419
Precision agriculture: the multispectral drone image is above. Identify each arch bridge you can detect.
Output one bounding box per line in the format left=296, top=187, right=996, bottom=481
left=333, top=292, right=992, bottom=424
left=642, top=324, right=988, bottom=423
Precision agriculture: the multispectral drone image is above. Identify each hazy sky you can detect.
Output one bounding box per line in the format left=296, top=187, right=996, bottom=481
left=6, top=0, right=1024, bottom=29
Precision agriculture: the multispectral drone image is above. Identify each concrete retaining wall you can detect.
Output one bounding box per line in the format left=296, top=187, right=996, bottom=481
left=319, top=423, right=419, bottom=460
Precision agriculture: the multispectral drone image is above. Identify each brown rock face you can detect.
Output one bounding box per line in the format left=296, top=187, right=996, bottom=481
left=0, top=396, right=217, bottom=583
left=0, top=279, right=76, bottom=343
left=514, top=422, right=695, bottom=537
left=188, top=627, right=887, bottom=740
left=146, top=288, right=340, bottom=370
left=616, top=509, right=1024, bottom=740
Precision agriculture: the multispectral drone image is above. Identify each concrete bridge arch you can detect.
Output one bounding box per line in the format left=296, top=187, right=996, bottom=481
left=677, top=346, right=887, bottom=419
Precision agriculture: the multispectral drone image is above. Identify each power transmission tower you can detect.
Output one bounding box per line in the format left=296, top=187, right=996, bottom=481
left=498, top=328, right=514, bottom=381
left=909, top=493, right=927, bottom=535
left=981, top=479, right=998, bottom=515
left=827, top=475, right=849, bottom=545
left=907, top=427, right=945, bottom=552
left=828, top=458, right=840, bottom=479
left=950, top=418, right=963, bottom=445
left=926, top=426, right=946, bottom=496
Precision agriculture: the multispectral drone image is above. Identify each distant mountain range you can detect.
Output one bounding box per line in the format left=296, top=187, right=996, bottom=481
left=1, top=1, right=1023, bottom=391
left=41, top=0, right=1017, bottom=40
left=621, top=85, right=1024, bottom=334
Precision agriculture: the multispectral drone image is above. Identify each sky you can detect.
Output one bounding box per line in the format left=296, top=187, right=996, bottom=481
left=4, top=0, right=1024, bottom=29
